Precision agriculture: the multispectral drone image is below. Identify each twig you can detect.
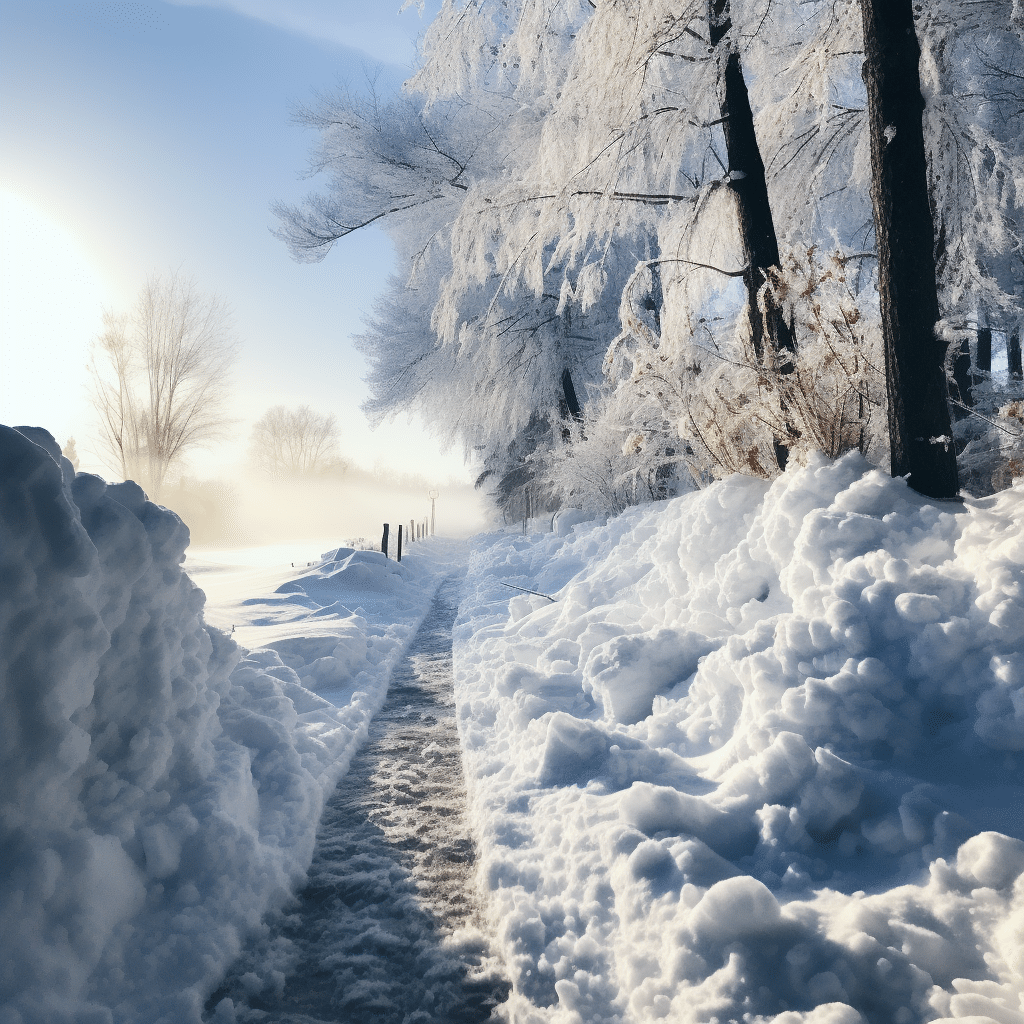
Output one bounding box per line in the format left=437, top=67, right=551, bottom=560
left=498, top=582, right=557, bottom=602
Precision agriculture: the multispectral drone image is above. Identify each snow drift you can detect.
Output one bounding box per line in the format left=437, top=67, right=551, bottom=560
left=0, top=425, right=442, bottom=1024
left=455, top=452, right=1024, bottom=1023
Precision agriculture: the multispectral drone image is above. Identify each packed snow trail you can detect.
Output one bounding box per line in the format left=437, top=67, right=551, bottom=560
left=206, top=573, right=510, bottom=1023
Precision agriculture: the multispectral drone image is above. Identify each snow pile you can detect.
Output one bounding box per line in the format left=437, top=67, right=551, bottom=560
left=455, top=452, right=1024, bottom=1023
left=0, top=425, right=446, bottom=1024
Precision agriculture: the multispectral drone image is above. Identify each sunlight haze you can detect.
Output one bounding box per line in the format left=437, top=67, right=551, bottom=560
left=0, top=0, right=469, bottom=508
left=0, top=191, right=107, bottom=457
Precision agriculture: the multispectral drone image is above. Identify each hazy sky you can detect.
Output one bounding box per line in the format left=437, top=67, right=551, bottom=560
left=0, top=0, right=468, bottom=483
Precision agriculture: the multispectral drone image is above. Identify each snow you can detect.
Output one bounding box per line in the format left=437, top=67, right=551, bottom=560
left=455, top=451, right=1024, bottom=1023
left=5, top=423, right=1023, bottom=1023
left=203, top=575, right=511, bottom=1023
left=0, top=424, right=456, bottom=1024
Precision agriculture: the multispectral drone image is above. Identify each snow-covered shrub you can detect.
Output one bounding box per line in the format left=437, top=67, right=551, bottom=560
left=765, top=248, right=887, bottom=466
left=602, top=248, right=887, bottom=487
left=542, top=387, right=692, bottom=515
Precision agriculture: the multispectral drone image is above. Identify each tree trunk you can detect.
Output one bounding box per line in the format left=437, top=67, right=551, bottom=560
left=952, top=327, right=991, bottom=418
left=968, top=325, right=993, bottom=411
left=709, top=0, right=795, bottom=370
left=951, top=338, right=973, bottom=417
left=860, top=0, right=959, bottom=499
left=709, top=1, right=796, bottom=471
left=1009, top=331, right=1023, bottom=381
left=977, top=327, right=992, bottom=375
left=560, top=368, right=582, bottom=420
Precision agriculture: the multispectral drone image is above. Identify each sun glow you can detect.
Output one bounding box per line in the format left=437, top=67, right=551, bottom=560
left=1, top=191, right=108, bottom=460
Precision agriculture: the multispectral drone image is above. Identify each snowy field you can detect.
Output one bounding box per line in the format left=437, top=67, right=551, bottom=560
left=455, top=453, right=1024, bottom=1024
left=0, top=425, right=460, bottom=1024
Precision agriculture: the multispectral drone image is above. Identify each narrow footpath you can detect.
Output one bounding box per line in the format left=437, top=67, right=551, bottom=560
left=207, top=574, right=510, bottom=1023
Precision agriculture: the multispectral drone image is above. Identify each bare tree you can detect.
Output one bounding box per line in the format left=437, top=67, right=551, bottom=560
left=249, top=405, right=345, bottom=478
left=89, top=272, right=238, bottom=497
left=61, top=437, right=80, bottom=471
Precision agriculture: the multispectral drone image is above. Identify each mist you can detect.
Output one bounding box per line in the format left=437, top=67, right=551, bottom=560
left=165, top=464, right=491, bottom=554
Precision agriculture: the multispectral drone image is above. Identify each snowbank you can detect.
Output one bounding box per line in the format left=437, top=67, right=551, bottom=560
left=0, top=425, right=448, bottom=1024
left=455, top=452, right=1024, bottom=1023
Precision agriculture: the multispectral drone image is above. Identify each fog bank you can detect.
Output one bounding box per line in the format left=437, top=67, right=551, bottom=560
left=164, top=466, right=490, bottom=549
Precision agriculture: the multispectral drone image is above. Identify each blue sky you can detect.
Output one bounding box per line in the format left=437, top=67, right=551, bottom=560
left=0, top=0, right=465, bottom=481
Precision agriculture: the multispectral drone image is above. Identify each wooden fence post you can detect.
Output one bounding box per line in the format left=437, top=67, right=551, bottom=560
left=382, top=523, right=389, bottom=558
left=397, top=524, right=403, bottom=562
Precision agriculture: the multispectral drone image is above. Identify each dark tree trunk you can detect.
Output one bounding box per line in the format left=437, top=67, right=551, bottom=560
left=977, top=327, right=992, bottom=375
left=709, top=0, right=797, bottom=472
left=860, top=0, right=959, bottom=499
left=951, top=338, right=973, bottom=417
left=966, top=326, right=993, bottom=410
left=558, top=367, right=582, bottom=442
left=709, top=0, right=795, bottom=371
left=1009, top=331, right=1023, bottom=381
left=948, top=327, right=992, bottom=415
left=560, top=368, right=582, bottom=420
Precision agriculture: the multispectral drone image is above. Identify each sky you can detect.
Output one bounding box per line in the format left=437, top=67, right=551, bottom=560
left=0, top=0, right=469, bottom=485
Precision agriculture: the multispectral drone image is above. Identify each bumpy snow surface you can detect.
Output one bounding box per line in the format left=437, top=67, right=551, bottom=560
left=455, top=452, right=1024, bottom=1024
left=0, top=425, right=457, bottom=1024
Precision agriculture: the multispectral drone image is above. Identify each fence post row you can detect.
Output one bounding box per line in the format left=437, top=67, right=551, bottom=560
left=383, top=505, right=435, bottom=559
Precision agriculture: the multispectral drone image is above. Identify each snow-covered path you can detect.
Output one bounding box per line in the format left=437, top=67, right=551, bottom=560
left=207, top=573, right=510, bottom=1023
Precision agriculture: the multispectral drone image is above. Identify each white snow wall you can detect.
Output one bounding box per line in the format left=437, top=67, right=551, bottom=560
left=0, top=425, right=349, bottom=1024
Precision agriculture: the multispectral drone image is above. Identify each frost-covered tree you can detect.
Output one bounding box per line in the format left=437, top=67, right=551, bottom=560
left=279, top=0, right=1023, bottom=511
left=708, top=0, right=795, bottom=370
left=273, top=84, right=479, bottom=266
left=461, top=0, right=853, bottom=480
left=89, top=272, right=237, bottom=498
left=61, top=437, right=79, bottom=471
left=280, top=7, right=618, bottom=516
left=913, top=1, right=1024, bottom=492
left=916, top=1, right=1024, bottom=334
left=397, top=0, right=798, bottom=489
left=397, top=0, right=615, bottom=513
left=249, top=405, right=345, bottom=478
